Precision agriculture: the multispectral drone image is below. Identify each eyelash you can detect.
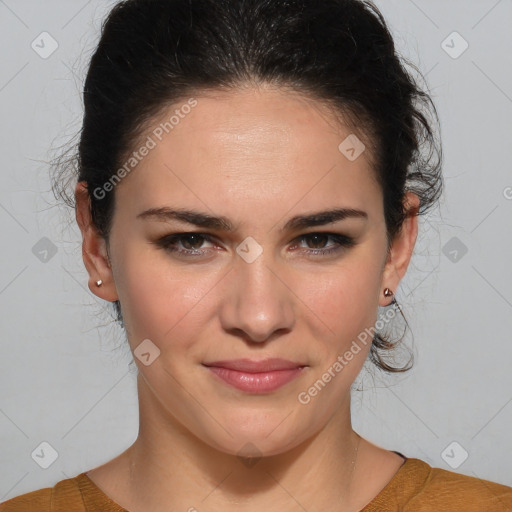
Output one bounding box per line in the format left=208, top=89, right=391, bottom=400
left=154, top=232, right=356, bottom=258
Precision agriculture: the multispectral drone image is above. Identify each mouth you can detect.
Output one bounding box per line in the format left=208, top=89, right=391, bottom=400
left=202, top=358, right=308, bottom=393
left=203, top=358, right=307, bottom=372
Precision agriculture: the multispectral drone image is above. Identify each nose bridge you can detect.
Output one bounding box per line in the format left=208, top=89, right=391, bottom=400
left=220, top=239, right=295, bottom=342
left=237, top=246, right=277, bottom=299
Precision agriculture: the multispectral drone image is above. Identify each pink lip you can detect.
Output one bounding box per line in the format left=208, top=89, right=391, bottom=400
left=202, top=358, right=307, bottom=393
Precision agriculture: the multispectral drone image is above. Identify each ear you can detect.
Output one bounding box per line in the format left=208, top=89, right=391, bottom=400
left=75, top=181, right=119, bottom=302
left=379, top=192, right=420, bottom=306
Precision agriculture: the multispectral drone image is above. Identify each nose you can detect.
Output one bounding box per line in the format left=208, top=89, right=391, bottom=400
left=218, top=252, right=295, bottom=343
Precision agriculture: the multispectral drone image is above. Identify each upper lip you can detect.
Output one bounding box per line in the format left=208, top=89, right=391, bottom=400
left=203, top=358, right=307, bottom=373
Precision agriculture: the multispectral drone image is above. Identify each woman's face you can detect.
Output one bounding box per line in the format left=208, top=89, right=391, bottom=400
left=82, top=85, right=416, bottom=457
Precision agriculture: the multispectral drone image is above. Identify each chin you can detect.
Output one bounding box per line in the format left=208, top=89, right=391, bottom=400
left=198, top=419, right=308, bottom=460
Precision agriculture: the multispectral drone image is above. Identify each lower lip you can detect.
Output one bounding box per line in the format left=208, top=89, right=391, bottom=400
left=205, top=366, right=305, bottom=393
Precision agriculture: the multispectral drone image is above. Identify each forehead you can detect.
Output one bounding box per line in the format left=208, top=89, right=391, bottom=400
left=114, top=85, right=381, bottom=217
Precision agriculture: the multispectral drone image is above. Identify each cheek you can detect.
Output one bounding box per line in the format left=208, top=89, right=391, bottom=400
left=111, top=244, right=218, bottom=349
left=301, top=259, right=381, bottom=331
left=292, top=256, right=382, bottom=380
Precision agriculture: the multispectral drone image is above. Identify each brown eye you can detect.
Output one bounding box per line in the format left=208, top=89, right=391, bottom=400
left=303, top=234, right=330, bottom=249
left=155, top=233, right=215, bottom=256
left=179, top=234, right=207, bottom=250
left=293, top=233, right=356, bottom=256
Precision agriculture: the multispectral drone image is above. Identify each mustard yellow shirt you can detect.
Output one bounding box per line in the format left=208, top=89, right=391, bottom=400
left=1, top=457, right=512, bottom=511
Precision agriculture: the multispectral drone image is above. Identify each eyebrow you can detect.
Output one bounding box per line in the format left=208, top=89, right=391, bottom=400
left=137, top=206, right=368, bottom=231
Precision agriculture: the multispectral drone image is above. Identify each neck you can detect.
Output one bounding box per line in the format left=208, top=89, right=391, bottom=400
left=116, top=374, right=364, bottom=512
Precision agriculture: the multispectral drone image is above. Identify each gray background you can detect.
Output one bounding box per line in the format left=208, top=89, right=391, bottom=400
left=1, top=0, right=511, bottom=500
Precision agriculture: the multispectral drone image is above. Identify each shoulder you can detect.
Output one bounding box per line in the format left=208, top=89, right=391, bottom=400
left=392, top=458, right=512, bottom=511
left=0, top=488, right=51, bottom=512
left=0, top=474, right=85, bottom=512
left=419, top=462, right=512, bottom=510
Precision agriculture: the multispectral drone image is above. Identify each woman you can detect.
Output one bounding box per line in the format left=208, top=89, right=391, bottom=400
left=2, top=0, right=511, bottom=510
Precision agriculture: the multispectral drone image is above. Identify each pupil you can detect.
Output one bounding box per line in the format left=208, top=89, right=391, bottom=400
left=308, top=234, right=327, bottom=249
left=183, top=234, right=202, bottom=249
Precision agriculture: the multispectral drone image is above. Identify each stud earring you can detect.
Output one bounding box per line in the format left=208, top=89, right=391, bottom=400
left=96, top=280, right=103, bottom=287
left=383, top=287, right=399, bottom=309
